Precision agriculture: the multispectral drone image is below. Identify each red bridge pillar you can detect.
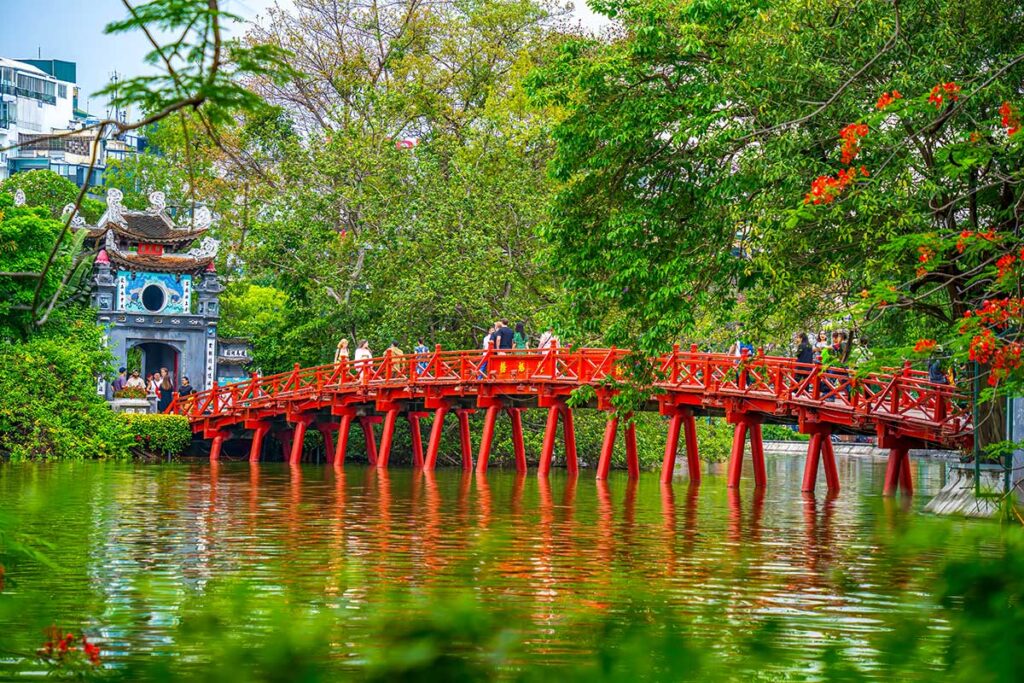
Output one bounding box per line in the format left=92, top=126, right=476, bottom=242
left=878, top=427, right=914, bottom=496
left=595, top=416, right=617, bottom=480
left=333, top=411, right=355, bottom=468
left=376, top=408, right=400, bottom=469
left=538, top=404, right=560, bottom=477
left=508, top=407, right=527, bottom=474
left=883, top=445, right=914, bottom=496
left=538, top=400, right=578, bottom=477
left=476, top=402, right=503, bottom=475
left=561, top=405, right=578, bottom=475
left=209, top=432, right=227, bottom=462
left=408, top=412, right=428, bottom=469
left=625, top=420, right=639, bottom=479
left=359, top=416, right=381, bottom=466
left=316, top=423, right=335, bottom=462
left=661, top=408, right=700, bottom=484
left=276, top=429, right=294, bottom=461
left=455, top=409, right=474, bottom=470
left=288, top=414, right=314, bottom=465
left=726, top=413, right=765, bottom=488
left=800, top=427, right=840, bottom=494
left=247, top=422, right=269, bottom=463
left=595, top=413, right=638, bottom=481
left=424, top=404, right=450, bottom=471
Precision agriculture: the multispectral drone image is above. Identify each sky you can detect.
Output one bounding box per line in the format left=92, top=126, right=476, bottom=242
left=1, top=0, right=609, bottom=116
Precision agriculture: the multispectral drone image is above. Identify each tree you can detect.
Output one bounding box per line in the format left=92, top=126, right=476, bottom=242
left=0, top=171, right=104, bottom=223
left=228, top=0, right=565, bottom=364
left=0, top=191, right=86, bottom=340
left=0, top=307, right=129, bottom=460
left=526, top=0, right=1024, bottom=358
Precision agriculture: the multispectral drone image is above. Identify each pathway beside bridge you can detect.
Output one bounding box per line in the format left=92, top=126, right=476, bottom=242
left=168, top=345, right=973, bottom=496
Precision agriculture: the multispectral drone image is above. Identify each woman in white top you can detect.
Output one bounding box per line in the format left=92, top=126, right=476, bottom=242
left=538, top=327, right=558, bottom=350
left=354, top=340, right=373, bottom=377
left=334, top=338, right=350, bottom=364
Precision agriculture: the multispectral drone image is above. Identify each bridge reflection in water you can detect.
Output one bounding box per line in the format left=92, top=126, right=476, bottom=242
left=0, top=458, right=962, bottom=671
left=171, top=346, right=971, bottom=496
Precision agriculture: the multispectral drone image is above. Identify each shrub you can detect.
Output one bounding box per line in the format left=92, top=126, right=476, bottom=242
left=761, top=423, right=810, bottom=441
left=114, top=387, right=149, bottom=400
left=0, top=309, right=130, bottom=460
left=118, top=414, right=192, bottom=457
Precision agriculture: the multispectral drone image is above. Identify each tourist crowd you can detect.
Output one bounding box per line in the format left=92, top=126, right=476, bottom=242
left=111, top=366, right=196, bottom=410
left=332, top=320, right=560, bottom=376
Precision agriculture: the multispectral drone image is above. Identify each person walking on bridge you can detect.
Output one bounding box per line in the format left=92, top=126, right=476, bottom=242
left=355, top=340, right=373, bottom=378
left=414, top=338, right=429, bottom=375
left=480, top=325, right=496, bottom=378
left=334, top=338, right=350, bottom=364
left=538, top=326, right=557, bottom=350
left=387, top=340, right=405, bottom=375
left=513, top=321, right=528, bottom=349
left=494, top=319, right=514, bottom=350
left=796, top=333, right=814, bottom=366
left=795, top=333, right=814, bottom=390
left=178, top=377, right=195, bottom=397
left=929, top=351, right=948, bottom=385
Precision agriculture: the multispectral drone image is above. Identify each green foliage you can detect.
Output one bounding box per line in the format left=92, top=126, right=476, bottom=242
left=218, top=283, right=291, bottom=371
left=0, top=309, right=129, bottom=460
left=342, top=409, right=732, bottom=470
left=365, top=595, right=515, bottom=682
left=0, top=170, right=104, bottom=222
left=103, top=149, right=188, bottom=211
left=526, top=0, right=1024, bottom=355
left=0, top=194, right=62, bottom=337
left=98, top=0, right=292, bottom=130
left=118, top=413, right=192, bottom=457
left=761, top=423, right=809, bottom=442
left=219, top=0, right=562, bottom=369
left=114, top=387, right=149, bottom=400
left=0, top=184, right=96, bottom=338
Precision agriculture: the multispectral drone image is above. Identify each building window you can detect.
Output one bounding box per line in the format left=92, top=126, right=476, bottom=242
left=16, top=72, right=56, bottom=105
left=141, top=284, right=166, bottom=312
left=58, top=84, right=67, bottom=99
left=0, top=101, right=14, bottom=129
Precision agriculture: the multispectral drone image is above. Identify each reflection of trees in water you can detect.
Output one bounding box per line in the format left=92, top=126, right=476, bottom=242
left=70, top=458, right=952, bottom=663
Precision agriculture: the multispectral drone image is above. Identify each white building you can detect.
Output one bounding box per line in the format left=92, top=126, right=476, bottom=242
left=0, top=57, right=145, bottom=187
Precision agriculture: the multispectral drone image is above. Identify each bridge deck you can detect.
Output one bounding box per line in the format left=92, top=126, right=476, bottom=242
left=168, top=346, right=971, bottom=496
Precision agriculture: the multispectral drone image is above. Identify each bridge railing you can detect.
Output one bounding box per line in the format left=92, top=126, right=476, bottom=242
left=167, top=346, right=971, bottom=442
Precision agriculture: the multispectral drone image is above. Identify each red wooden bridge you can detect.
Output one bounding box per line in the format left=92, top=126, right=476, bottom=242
left=168, top=345, right=972, bottom=496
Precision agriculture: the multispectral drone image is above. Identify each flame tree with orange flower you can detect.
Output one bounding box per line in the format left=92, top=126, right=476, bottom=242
left=529, top=0, right=1024, bottom=449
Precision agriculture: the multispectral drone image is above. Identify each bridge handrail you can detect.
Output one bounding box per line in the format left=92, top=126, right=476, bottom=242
left=166, top=346, right=972, bottom=442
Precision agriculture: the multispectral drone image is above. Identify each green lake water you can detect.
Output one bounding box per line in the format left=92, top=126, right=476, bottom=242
left=0, top=453, right=971, bottom=678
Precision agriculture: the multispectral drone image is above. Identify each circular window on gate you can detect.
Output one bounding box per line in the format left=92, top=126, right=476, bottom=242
left=141, top=284, right=166, bottom=312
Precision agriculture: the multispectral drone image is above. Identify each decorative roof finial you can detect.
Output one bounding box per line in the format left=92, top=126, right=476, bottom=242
left=13, top=189, right=26, bottom=207
left=61, top=203, right=86, bottom=228
left=185, top=236, right=220, bottom=259
left=193, top=206, right=213, bottom=231
left=105, top=188, right=125, bottom=224
left=147, top=191, right=166, bottom=214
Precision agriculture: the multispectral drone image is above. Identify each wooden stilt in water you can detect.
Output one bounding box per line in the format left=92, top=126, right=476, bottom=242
left=476, top=403, right=502, bottom=474
left=424, top=405, right=449, bottom=471
left=596, top=416, right=618, bottom=480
